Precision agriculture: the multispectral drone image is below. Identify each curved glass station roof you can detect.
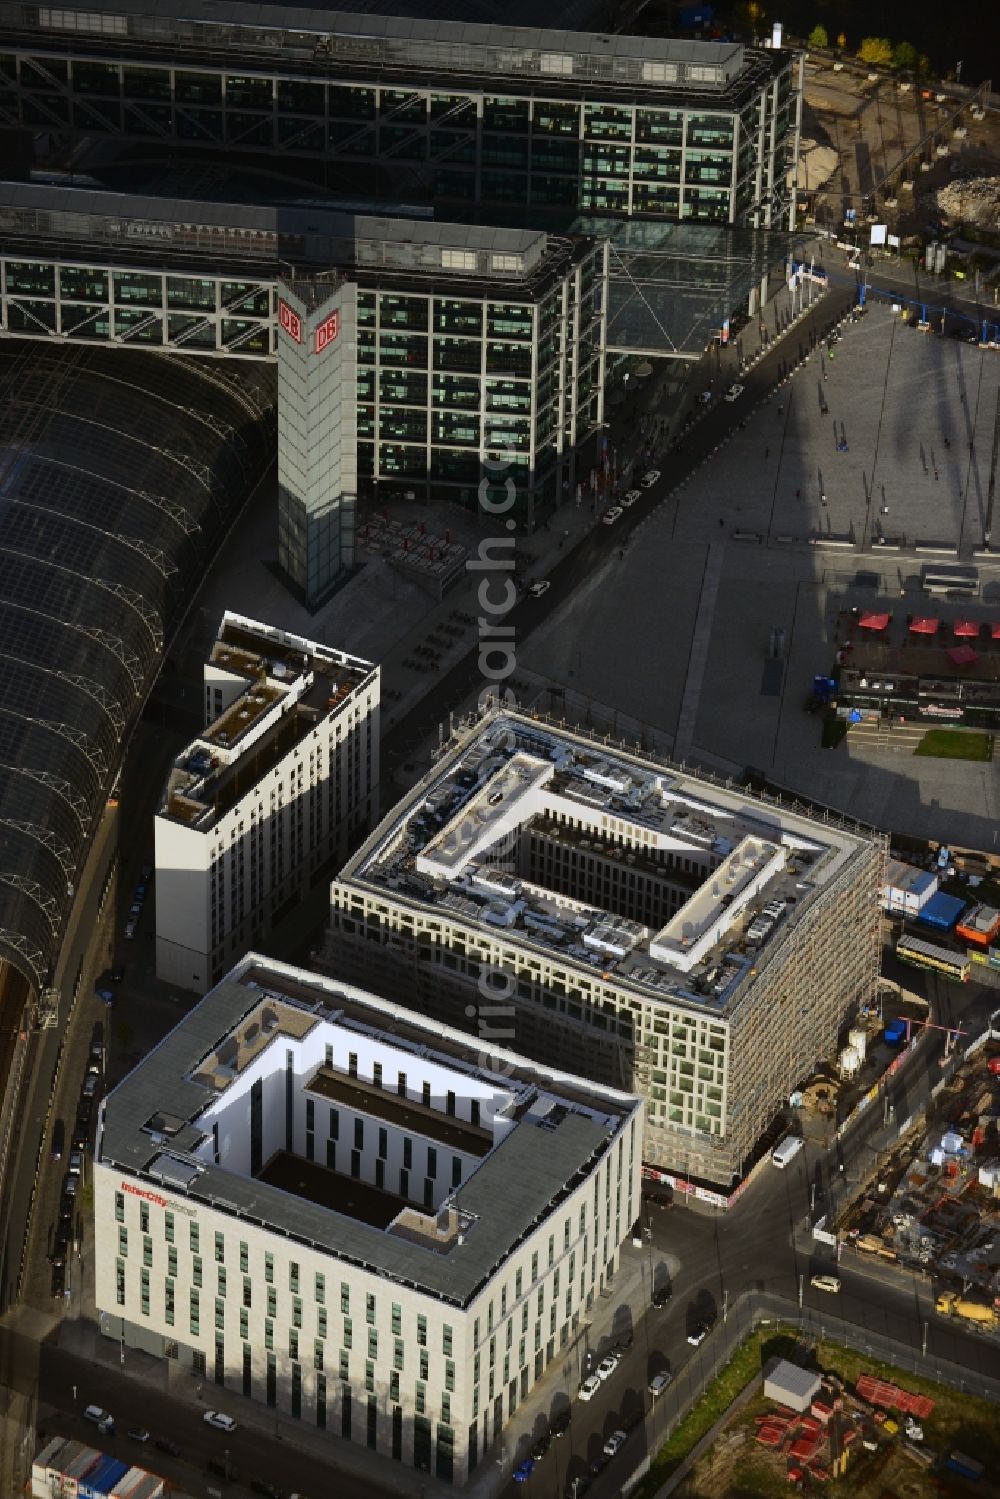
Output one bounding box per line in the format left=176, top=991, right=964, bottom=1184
left=0, top=340, right=276, bottom=991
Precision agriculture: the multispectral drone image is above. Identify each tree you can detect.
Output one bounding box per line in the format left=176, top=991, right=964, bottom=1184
left=916, top=53, right=931, bottom=78
left=808, top=24, right=829, bottom=49
left=892, top=40, right=917, bottom=71
left=857, top=36, right=893, bottom=67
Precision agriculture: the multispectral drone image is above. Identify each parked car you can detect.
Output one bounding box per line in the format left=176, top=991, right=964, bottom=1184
left=723, top=383, right=744, bottom=402
left=128, top=902, right=142, bottom=919
left=531, top=1430, right=551, bottom=1460
left=603, top=1430, right=628, bottom=1459
left=589, top=1453, right=611, bottom=1476
left=126, top=1429, right=150, bottom=1444
left=601, top=506, right=623, bottom=526
left=124, top=920, right=136, bottom=940
left=50, top=1263, right=66, bottom=1299
left=565, top=1477, right=591, bottom=1498
left=140, top=865, right=153, bottom=882
left=76, top=1097, right=93, bottom=1127
left=67, top=1150, right=83, bottom=1177
left=134, top=884, right=148, bottom=901
left=95, top=989, right=114, bottom=1006
left=154, top=1438, right=180, bottom=1457
left=203, top=1410, right=237, bottom=1432
left=698, top=389, right=713, bottom=404
left=111, top=964, right=126, bottom=983
left=640, top=470, right=660, bottom=487
left=550, top=1408, right=571, bottom=1438
left=83, top=1406, right=114, bottom=1433
left=527, top=581, right=550, bottom=597
left=810, top=1274, right=841, bottom=1294
left=687, top=1324, right=710, bottom=1347
left=596, top=1353, right=619, bottom=1381
left=50, top=1119, right=64, bottom=1162
left=577, top=1375, right=602, bottom=1402
left=621, top=489, right=641, bottom=507
left=649, top=1371, right=673, bottom=1398
left=248, top=1481, right=281, bottom=1499
left=651, top=1285, right=673, bottom=1308
left=622, top=1409, right=644, bottom=1433
left=513, top=1459, right=536, bottom=1484
left=81, top=1073, right=98, bottom=1098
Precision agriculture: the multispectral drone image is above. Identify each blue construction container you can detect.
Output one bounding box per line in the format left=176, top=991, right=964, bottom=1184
left=915, top=891, right=966, bottom=932
left=883, top=1019, right=907, bottom=1046
left=79, top=1458, right=130, bottom=1498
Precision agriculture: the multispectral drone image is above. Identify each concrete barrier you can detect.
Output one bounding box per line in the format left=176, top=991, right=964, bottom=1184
left=731, top=530, right=763, bottom=543
left=810, top=535, right=854, bottom=549
left=914, top=541, right=959, bottom=556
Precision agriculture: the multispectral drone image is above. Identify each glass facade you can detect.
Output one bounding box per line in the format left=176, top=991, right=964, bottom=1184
left=0, top=51, right=796, bottom=230
left=0, top=258, right=273, bottom=356
left=350, top=246, right=602, bottom=527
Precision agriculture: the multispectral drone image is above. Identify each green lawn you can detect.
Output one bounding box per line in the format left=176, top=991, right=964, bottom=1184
left=631, top=1328, right=798, bottom=1498
left=914, top=729, right=993, bottom=761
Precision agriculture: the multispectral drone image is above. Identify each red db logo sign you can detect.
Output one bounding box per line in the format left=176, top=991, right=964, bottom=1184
left=278, top=299, right=302, bottom=343
left=314, top=311, right=340, bottom=354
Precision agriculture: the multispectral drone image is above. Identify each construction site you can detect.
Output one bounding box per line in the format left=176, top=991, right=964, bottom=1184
left=678, top=1343, right=999, bottom=1498
left=832, top=1034, right=1000, bottom=1339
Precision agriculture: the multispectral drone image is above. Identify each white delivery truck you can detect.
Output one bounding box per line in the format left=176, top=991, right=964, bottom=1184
left=771, top=1134, right=804, bottom=1169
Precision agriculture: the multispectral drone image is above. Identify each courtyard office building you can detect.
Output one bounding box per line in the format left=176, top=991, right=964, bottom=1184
left=154, top=612, right=379, bottom=990
left=93, top=953, right=642, bottom=1485
left=0, top=4, right=802, bottom=233
left=325, top=712, right=884, bottom=1185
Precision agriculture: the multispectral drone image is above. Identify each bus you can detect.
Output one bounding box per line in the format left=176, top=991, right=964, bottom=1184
left=919, top=564, right=979, bottom=598
left=896, top=933, right=970, bottom=983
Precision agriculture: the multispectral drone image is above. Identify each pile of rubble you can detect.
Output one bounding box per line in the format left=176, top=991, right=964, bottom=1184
left=934, top=175, right=1000, bottom=231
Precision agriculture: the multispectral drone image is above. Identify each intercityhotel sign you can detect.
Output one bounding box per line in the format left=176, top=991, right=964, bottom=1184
left=278, top=299, right=340, bottom=354
left=121, top=1179, right=197, bottom=1217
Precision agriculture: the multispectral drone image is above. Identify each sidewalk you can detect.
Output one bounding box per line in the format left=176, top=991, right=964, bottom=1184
left=44, top=1238, right=679, bottom=1499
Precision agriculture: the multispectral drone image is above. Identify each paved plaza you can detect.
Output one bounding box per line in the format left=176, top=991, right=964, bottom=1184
left=522, top=303, right=1000, bottom=848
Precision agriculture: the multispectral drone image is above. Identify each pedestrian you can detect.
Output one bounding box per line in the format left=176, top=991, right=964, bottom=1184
left=943, top=436, right=950, bottom=449
left=795, top=489, right=801, bottom=500
left=934, top=469, right=939, bottom=481
left=765, top=447, right=770, bottom=459
left=718, top=518, right=724, bottom=527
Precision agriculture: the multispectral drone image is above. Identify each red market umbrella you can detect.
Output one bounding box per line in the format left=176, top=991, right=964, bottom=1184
left=909, top=617, right=940, bottom=635
left=858, top=611, right=890, bottom=630
left=992, top=622, right=1000, bottom=640
left=948, top=644, right=978, bottom=667
left=952, top=619, right=980, bottom=637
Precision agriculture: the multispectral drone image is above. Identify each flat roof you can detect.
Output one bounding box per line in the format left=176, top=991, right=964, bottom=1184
left=98, top=956, right=637, bottom=1305
left=340, top=711, right=874, bottom=1014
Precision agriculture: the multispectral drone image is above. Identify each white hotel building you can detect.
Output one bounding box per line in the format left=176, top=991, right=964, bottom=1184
left=154, top=613, right=379, bottom=991
left=93, top=954, right=642, bottom=1485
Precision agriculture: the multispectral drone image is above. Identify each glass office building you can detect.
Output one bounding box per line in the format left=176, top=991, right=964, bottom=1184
left=0, top=5, right=801, bottom=232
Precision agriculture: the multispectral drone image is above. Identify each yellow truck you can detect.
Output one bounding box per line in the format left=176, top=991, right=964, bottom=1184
left=935, top=1290, right=1000, bottom=1329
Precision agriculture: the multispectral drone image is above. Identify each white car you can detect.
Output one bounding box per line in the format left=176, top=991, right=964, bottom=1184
left=723, top=383, right=744, bottom=402
left=596, top=1353, right=619, bottom=1381
left=601, top=506, right=623, bottom=526
left=603, top=1430, right=627, bottom=1458
left=687, top=1325, right=709, bottom=1347
left=203, top=1411, right=237, bottom=1432
left=527, top=581, right=550, bottom=597
left=578, top=1375, right=602, bottom=1402
left=648, top=1371, right=672, bottom=1398
left=640, top=470, right=660, bottom=488
left=621, top=489, right=642, bottom=507
left=810, top=1274, right=841, bottom=1294
left=83, top=1406, right=114, bottom=1432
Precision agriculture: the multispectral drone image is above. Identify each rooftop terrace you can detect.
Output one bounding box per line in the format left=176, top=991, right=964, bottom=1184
left=159, top=611, right=375, bottom=830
